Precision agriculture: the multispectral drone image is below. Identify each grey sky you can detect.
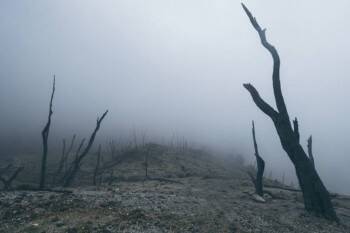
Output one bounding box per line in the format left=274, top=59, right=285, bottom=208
left=0, top=1, right=349, bottom=193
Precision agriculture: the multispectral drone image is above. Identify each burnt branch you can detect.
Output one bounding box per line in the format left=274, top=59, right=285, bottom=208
left=75, top=138, right=86, bottom=160
left=63, top=110, right=108, bottom=187
left=93, top=144, right=102, bottom=186
left=55, top=134, right=78, bottom=183
left=307, top=135, right=315, bottom=168
left=243, top=83, right=278, bottom=120
left=252, top=121, right=265, bottom=196
left=64, top=134, right=77, bottom=171
left=39, top=76, right=56, bottom=189
left=53, top=139, right=66, bottom=184
left=293, top=118, right=300, bottom=143
left=242, top=3, right=289, bottom=119
left=60, top=138, right=85, bottom=185
left=144, top=146, right=150, bottom=179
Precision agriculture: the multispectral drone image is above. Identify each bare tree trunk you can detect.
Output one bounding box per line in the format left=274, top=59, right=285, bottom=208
left=39, top=76, right=55, bottom=189
left=108, top=170, right=114, bottom=185
left=93, top=144, right=102, bottom=186
left=144, top=147, right=149, bottom=180
left=251, top=121, right=265, bottom=197
left=63, top=110, right=108, bottom=187
left=53, top=139, right=66, bottom=184
left=241, top=4, right=338, bottom=221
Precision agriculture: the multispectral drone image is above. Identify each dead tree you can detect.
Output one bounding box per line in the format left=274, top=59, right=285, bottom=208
left=307, top=135, right=315, bottom=168
left=241, top=4, right=338, bottom=221
left=251, top=121, right=265, bottom=197
left=59, top=137, right=84, bottom=185
left=93, top=144, right=102, bottom=186
left=61, top=137, right=85, bottom=185
left=39, top=76, right=56, bottom=189
left=62, top=110, right=108, bottom=187
left=109, top=140, right=117, bottom=159
left=144, top=146, right=149, bottom=179
left=107, top=170, right=114, bottom=185
left=60, top=134, right=77, bottom=172
left=0, top=166, right=24, bottom=190
left=52, top=139, right=66, bottom=184
left=54, top=136, right=76, bottom=184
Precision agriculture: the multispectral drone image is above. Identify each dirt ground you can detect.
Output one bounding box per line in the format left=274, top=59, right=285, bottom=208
left=1, top=145, right=350, bottom=233
left=1, top=176, right=350, bottom=233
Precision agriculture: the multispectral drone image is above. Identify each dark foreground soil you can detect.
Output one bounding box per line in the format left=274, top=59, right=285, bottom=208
left=1, top=176, right=350, bottom=233
left=1, top=145, right=350, bottom=233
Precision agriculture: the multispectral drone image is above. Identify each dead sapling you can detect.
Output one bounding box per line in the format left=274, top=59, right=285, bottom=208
left=241, top=3, right=338, bottom=221
left=93, top=144, right=102, bottom=186
left=247, top=121, right=265, bottom=198
left=39, top=76, right=55, bottom=189
left=62, top=110, right=108, bottom=187
left=307, top=135, right=315, bottom=169
left=96, top=140, right=130, bottom=177
left=54, top=134, right=76, bottom=184
left=0, top=165, right=24, bottom=190
left=144, top=146, right=150, bottom=180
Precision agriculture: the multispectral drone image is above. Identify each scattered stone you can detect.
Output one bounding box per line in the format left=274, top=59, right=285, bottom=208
left=251, top=194, right=266, bottom=203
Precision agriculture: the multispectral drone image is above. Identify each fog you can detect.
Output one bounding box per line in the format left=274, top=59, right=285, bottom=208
left=0, top=1, right=349, bottom=193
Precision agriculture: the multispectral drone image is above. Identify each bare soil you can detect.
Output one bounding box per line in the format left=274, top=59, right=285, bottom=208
left=1, top=145, right=349, bottom=233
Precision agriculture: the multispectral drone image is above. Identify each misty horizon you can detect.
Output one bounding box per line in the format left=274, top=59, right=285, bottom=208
left=1, top=1, right=350, bottom=194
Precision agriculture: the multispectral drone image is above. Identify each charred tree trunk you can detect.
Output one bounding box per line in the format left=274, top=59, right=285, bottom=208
left=241, top=4, right=338, bottom=221
left=63, top=110, right=108, bottom=187
left=144, top=147, right=149, bottom=180
left=93, top=144, right=102, bottom=186
left=39, top=76, right=55, bottom=189
left=251, top=121, right=265, bottom=197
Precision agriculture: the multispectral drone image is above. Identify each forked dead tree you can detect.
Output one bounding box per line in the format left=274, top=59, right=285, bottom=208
left=62, top=110, right=108, bottom=187
left=251, top=121, right=265, bottom=197
left=241, top=4, right=338, bottom=221
left=39, top=76, right=56, bottom=189
left=0, top=166, right=24, bottom=190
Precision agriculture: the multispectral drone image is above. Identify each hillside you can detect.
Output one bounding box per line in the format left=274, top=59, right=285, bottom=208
left=1, top=144, right=350, bottom=233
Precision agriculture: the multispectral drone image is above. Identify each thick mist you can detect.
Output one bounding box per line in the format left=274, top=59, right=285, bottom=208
left=1, top=1, right=350, bottom=193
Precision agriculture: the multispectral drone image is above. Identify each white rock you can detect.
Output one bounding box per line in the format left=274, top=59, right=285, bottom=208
left=252, top=194, right=266, bottom=203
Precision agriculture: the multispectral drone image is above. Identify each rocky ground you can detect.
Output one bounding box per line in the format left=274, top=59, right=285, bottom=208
left=1, top=144, right=350, bottom=233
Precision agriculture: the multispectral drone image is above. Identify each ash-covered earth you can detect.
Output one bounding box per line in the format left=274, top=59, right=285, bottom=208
left=1, top=144, right=349, bottom=233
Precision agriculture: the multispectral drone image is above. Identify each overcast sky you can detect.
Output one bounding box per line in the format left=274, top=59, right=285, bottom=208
left=0, top=0, right=349, bottom=193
